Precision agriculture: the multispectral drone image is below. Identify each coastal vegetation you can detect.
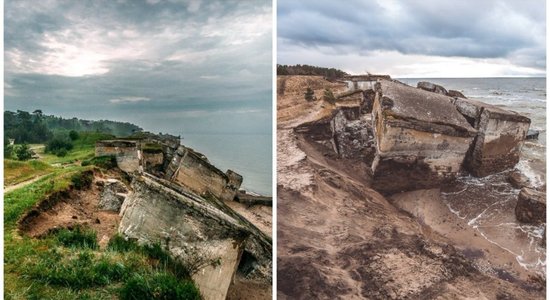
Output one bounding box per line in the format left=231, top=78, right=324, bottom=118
left=4, top=110, right=142, bottom=143
left=4, top=165, right=201, bottom=300
left=4, top=113, right=200, bottom=299
left=277, top=64, right=348, bottom=80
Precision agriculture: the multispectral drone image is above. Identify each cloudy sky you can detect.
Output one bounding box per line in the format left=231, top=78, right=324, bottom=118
left=278, top=0, right=546, bottom=77
left=5, top=0, right=272, bottom=135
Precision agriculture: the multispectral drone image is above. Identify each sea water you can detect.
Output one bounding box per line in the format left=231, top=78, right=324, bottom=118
left=400, top=78, right=546, bottom=276
left=180, top=133, right=272, bottom=196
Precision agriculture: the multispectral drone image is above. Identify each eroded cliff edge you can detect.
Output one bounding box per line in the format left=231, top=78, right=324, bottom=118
left=93, top=133, right=272, bottom=300
left=277, top=75, right=545, bottom=299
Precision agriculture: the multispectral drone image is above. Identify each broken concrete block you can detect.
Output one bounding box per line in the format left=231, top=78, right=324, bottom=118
left=98, top=179, right=128, bottom=212
left=95, top=140, right=140, bottom=173
left=166, top=146, right=243, bottom=201
left=515, top=187, right=546, bottom=224
left=507, top=170, right=531, bottom=189
left=417, top=81, right=448, bottom=95
left=371, top=80, right=477, bottom=194
left=447, top=90, right=466, bottom=98
left=455, top=98, right=531, bottom=177
left=119, top=175, right=250, bottom=300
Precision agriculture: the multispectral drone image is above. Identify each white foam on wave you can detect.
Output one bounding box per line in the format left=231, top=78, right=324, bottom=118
left=516, top=160, right=544, bottom=188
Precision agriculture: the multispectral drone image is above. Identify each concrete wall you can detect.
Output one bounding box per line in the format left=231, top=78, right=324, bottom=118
left=119, top=176, right=249, bottom=300
left=455, top=98, right=530, bottom=176
left=371, top=80, right=476, bottom=194
left=142, top=152, right=164, bottom=173
left=95, top=140, right=141, bottom=173
left=169, top=147, right=242, bottom=201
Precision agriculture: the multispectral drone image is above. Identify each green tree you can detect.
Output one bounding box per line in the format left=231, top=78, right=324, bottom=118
left=46, top=132, right=74, bottom=157
left=15, top=143, right=34, bottom=161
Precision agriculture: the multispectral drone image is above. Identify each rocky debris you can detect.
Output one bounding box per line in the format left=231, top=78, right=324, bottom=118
left=333, top=111, right=374, bottom=160
left=362, top=89, right=376, bottom=113
left=295, top=106, right=375, bottom=161
left=371, top=80, right=477, bottom=194
left=526, top=129, right=540, bottom=140
left=98, top=179, right=129, bottom=212
left=417, top=81, right=448, bottom=95
left=515, top=187, right=546, bottom=224
left=119, top=174, right=271, bottom=300
left=448, top=89, right=467, bottom=98
left=454, top=98, right=530, bottom=177
left=507, top=170, right=532, bottom=189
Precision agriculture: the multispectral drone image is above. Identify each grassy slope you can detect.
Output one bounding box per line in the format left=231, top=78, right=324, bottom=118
left=4, top=136, right=200, bottom=299
left=4, top=159, right=53, bottom=186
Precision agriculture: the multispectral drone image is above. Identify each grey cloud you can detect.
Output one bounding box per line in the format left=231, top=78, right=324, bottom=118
left=5, top=0, right=272, bottom=135
left=278, top=0, right=545, bottom=70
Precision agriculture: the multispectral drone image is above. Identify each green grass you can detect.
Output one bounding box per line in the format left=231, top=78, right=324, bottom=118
left=55, top=227, right=99, bottom=250
left=40, top=132, right=115, bottom=165
left=81, top=155, right=117, bottom=169
left=4, top=159, right=53, bottom=186
left=4, top=168, right=201, bottom=300
left=4, top=168, right=84, bottom=230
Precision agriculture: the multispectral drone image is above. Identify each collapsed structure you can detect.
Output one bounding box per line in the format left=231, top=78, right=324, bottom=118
left=95, top=133, right=271, bottom=300
left=296, top=75, right=531, bottom=194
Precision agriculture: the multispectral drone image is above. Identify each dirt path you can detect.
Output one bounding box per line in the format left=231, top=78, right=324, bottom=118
left=4, top=174, right=50, bottom=194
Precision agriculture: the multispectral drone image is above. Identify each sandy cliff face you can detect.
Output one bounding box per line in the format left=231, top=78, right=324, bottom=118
left=277, top=75, right=545, bottom=299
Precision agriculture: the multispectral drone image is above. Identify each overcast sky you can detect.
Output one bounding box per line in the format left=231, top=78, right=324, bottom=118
left=5, top=0, right=272, bottom=135
left=278, top=0, right=546, bottom=77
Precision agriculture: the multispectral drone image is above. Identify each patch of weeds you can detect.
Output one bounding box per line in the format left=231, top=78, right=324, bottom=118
left=81, top=155, right=117, bottom=169
left=56, top=226, right=98, bottom=250
left=70, top=170, right=93, bottom=190
left=107, top=234, right=139, bottom=253
left=119, top=273, right=200, bottom=300
left=142, top=143, right=163, bottom=154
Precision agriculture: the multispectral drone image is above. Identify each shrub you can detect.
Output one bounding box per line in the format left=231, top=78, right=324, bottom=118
left=70, top=171, right=93, bottom=190
left=15, top=143, right=34, bottom=161
left=46, top=132, right=74, bottom=156
left=69, top=130, right=80, bottom=141
left=56, top=226, right=98, bottom=249
left=304, top=87, right=315, bottom=101
left=323, top=88, right=336, bottom=104
left=119, top=273, right=200, bottom=300
left=82, top=155, right=117, bottom=169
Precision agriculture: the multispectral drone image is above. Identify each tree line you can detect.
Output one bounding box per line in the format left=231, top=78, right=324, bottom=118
left=4, top=109, right=142, bottom=160
left=276, top=64, right=348, bottom=80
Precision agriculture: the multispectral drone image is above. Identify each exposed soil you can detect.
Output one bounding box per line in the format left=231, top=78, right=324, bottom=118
left=277, top=75, right=545, bottom=299
left=18, top=169, right=129, bottom=248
